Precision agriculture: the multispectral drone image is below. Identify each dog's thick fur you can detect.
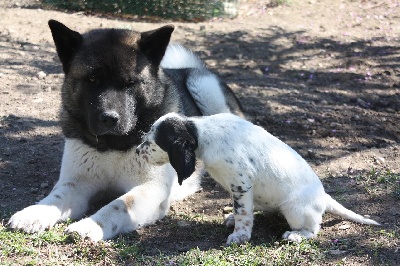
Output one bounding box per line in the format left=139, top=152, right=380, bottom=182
left=136, top=113, right=380, bottom=244
left=8, top=20, right=244, bottom=241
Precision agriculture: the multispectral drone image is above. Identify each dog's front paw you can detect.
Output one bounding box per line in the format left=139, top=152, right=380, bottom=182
left=66, top=218, right=104, bottom=242
left=8, top=205, right=61, bottom=233
left=226, top=231, right=251, bottom=245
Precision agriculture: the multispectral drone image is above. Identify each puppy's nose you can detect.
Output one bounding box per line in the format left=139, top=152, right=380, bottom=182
left=99, top=111, right=120, bottom=128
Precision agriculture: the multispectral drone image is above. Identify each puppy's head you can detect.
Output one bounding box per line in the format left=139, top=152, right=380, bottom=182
left=136, top=113, right=198, bottom=185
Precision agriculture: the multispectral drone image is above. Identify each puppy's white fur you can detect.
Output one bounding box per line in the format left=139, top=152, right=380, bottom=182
left=137, top=113, right=380, bottom=244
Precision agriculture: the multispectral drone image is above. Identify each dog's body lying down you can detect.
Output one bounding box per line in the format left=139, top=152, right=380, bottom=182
left=136, top=113, right=380, bottom=244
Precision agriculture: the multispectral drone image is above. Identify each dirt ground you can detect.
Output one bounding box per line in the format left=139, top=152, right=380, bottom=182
left=0, top=0, right=399, bottom=264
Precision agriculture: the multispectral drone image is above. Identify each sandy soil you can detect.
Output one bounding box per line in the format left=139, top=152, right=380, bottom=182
left=0, top=0, right=399, bottom=264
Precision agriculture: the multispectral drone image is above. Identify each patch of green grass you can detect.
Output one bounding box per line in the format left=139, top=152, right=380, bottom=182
left=0, top=227, right=37, bottom=257
left=0, top=221, right=70, bottom=265
left=377, top=229, right=397, bottom=239
left=0, top=223, right=67, bottom=256
left=355, top=167, right=400, bottom=199
left=269, top=0, right=291, bottom=7
left=166, top=240, right=325, bottom=266
left=112, top=234, right=143, bottom=262
left=0, top=220, right=117, bottom=265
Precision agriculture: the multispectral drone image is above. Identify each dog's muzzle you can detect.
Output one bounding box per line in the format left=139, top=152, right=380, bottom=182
left=99, top=111, right=120, bottom=128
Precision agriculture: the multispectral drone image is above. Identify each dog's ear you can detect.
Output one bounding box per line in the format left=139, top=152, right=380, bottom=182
left=140, top=25, right=174, bottom=66
left=168, top=139, right=196, bottom=186
left=48, top=20, right=83, bottom=74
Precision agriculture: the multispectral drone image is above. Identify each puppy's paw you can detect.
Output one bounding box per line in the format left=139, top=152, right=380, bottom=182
left=8, top=205, right=61, bottom=233
left=282, top=231, right=305, bottom=243
left=226, top=231, right=251, bottom=245
left=223, top=213, right=235, bottom=228
left=65, top=218, right=104, bottom=242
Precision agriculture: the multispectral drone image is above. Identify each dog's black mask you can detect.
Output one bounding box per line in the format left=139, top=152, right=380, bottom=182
left=48, top=20, right=175, bottom=151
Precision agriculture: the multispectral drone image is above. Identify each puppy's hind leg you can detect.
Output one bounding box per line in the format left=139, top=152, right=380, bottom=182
left=280, top=200, right=324, bottom=243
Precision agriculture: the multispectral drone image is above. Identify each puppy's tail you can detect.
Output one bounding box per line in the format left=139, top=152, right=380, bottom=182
left=324, top=193, right=380, bottom=225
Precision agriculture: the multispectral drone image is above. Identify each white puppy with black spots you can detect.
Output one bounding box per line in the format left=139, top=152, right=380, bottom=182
left=136, top=113, right=380, bottom=244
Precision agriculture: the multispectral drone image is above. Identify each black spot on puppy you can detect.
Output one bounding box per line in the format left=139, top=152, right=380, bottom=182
left=233, top=200, right=244, bottom=214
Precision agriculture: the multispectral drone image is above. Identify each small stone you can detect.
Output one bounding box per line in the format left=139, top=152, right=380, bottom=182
left=339, top=224, right=351, bottom=230
left=330, top=122, right=340, bottom=127
left=329, top=249, right=347, bottom=255
left=36, top=194, right=45, bottom=201
left=32, top=98, right=43, bottom=103
left=375, top=157, right=385, bottom=164
left=253, top=69, right=263, bottom=75
left=40, top=182, right=49, bottom=189
left=177, top=221, right=191, bottom=227
left=307, top=149, right=316, bottom=158
left=356, top=98, right=370, bottom=108
left=223, top=206, right=233, bottom=213
left=36, top=71, right=46, bottom=79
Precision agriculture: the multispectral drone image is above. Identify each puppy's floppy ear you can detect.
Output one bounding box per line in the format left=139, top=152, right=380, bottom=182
left=140, top=25, right=174, bottom=66
left=168, top=139, right=196, bottom=186
left=48, top=20, right=83, bottom=74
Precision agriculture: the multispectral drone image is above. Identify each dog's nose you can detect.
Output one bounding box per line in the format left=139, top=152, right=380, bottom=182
left=135, top=147, right=140, bottom=155
left=99, top=111, right=120, bottom=128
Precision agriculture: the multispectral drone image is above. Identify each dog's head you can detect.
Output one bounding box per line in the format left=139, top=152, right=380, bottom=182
left=136, top=113, right=198, bottom=185
left=48, top=20, right=174, bottom=150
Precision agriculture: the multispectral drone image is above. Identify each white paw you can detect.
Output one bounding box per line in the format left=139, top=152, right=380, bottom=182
left=8, top=205, right=61, bottom=233
left=223, top=213, right=235, bottom=228
left=282, top=231, right=304, bottom=243
left=226, top=231, right=251, bottom=245
left=66, top=218, right=104, bottom=242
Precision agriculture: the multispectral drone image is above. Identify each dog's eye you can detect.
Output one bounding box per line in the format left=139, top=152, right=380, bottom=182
left=88, top=76, right=97, bottom=83
left=127, top=78, right=138, bottom=87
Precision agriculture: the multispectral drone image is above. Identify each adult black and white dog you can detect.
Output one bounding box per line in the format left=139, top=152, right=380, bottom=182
left=8, top=20, right=244, bottom=241
left=136, top=113, right=380, bottom=244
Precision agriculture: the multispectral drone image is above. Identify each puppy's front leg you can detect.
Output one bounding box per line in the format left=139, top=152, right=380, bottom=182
left=226, top=184, right=254, bottom=245
left=66, top=182, right=170, bottom=241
